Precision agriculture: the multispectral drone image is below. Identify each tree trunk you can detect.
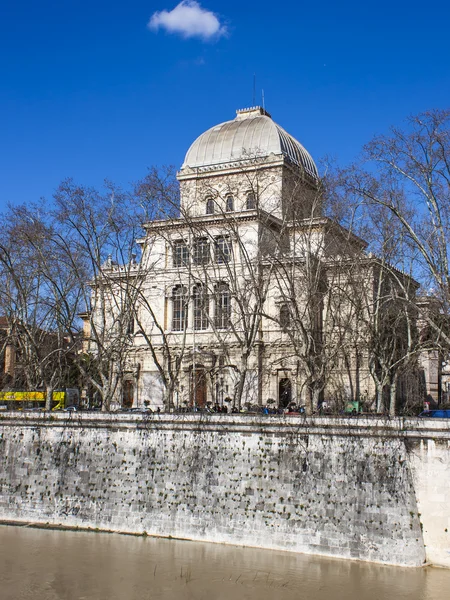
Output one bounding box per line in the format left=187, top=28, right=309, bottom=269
left=375, top=383, right=384, bottom=413
left=100, top=377, right=111, bottom=412
left=45, top=385, right=53, bottom=411
left=307, top=384, right=321, bottom=415
left=234, top=361, right=248, bottom=411
left=164, top=381, right=175, bottom=412
left=234, top=373, right=246, bottom=411
left=389, top=379, right=397, bottom=417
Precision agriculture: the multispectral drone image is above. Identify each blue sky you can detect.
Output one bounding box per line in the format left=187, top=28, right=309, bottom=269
left=1, top=1, right=449, bottom=207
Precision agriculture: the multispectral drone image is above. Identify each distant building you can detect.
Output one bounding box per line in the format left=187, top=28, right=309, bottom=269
left=0, top=316, right=78, bottom=394
left=0, top=317, right=16, bottom=383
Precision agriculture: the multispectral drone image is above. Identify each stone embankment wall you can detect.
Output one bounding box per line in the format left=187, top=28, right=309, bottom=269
left=0, top=413, right=448, bottom=567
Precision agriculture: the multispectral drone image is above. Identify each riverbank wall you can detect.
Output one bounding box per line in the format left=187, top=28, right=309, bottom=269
left=0, top=413, right=448, bottom=567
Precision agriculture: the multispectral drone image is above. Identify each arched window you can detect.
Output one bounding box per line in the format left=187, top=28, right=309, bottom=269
left=215, top=283, right=231, bottom=329
left=225, top=195, right=234, bottom=212
left=246, top=192, right=256, bottom=210
left=193, top=285, right=209, bottom=330
left=279, top=304, right=290, bottom=331
left=206, top=197, right=214, bottom=215
left=172, top=286, right=188, bottom=331
left=215, top=236, right=232, bottom=264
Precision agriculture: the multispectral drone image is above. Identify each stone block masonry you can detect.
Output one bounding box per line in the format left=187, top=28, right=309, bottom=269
left=0, top=413, right=449, bottom=567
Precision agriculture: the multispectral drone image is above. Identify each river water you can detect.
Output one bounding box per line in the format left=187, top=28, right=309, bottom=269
left=1, top=525, right=449, bottom=600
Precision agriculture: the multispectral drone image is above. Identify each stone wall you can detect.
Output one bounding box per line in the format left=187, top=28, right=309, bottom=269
left=0, top=413, right=449, bottom=567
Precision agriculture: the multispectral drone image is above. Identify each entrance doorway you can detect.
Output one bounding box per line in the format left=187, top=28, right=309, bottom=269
left=192, top=368, right=207, bottom=407
left=278, top=378, right=292, bottom=409
left=123, top=380, right=134, bottom=408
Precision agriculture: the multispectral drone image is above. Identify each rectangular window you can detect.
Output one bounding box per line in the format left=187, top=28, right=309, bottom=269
left=173, top=240, right=189, bottom=267
left=215, top=236, right=232, bottom=264
left=279, top=304, right=290, bottom=331
left=193, top=237, right=210, bottom=265
left=127, top=317, right=135, bottom=335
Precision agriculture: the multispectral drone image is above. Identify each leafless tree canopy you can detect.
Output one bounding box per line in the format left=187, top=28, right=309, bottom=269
left=1, top=111, right=449, bottom=415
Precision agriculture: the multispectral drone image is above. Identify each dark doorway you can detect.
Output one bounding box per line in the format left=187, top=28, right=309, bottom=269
left=123, top=380, right=134, bottom=408
left=278, top=378, right=292, bottom=409
left=192, top=368, right=207, bottom=407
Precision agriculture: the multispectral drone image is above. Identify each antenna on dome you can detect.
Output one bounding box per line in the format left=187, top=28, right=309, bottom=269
left=262, top=89, right=265, bottom=111
left=253, top=73, right=256, bottom=106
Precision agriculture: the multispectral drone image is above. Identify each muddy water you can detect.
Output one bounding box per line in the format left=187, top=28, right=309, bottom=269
left=0, top=526, right=449, bottom=600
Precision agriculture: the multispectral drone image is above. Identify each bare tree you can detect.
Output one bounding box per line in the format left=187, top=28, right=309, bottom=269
left=53, top=168, right=184, bottom=411
left=0, top=203, right=82, bottom=408
left=340, top=109, right=450, bottom=349
left=51, top=179, right=149, bottom=410
left=360, top=259, right=420, bottom=415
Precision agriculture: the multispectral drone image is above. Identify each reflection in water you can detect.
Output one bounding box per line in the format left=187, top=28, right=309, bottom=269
left=0, top=525, right=449, bottom=600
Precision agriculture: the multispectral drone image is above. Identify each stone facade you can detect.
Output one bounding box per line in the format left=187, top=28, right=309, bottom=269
left=1, top=413, right=449, bottom=566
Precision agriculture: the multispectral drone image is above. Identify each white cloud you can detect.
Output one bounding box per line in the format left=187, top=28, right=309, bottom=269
left=148, top=1, right=227, bottom=41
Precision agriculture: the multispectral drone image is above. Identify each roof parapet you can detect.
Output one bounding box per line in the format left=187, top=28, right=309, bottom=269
left=236, top=106, right=272, bottom=119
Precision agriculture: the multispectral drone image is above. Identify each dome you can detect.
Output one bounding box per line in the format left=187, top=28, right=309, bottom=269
left=182, top=107, right=318, bottom=179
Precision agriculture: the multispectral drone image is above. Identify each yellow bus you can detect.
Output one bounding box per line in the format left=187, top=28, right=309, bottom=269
left=0, top=389, right=79, bottom=411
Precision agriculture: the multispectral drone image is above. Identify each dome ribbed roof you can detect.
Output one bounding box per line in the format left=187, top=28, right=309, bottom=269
left=182, top=107, right=318, bottom=179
